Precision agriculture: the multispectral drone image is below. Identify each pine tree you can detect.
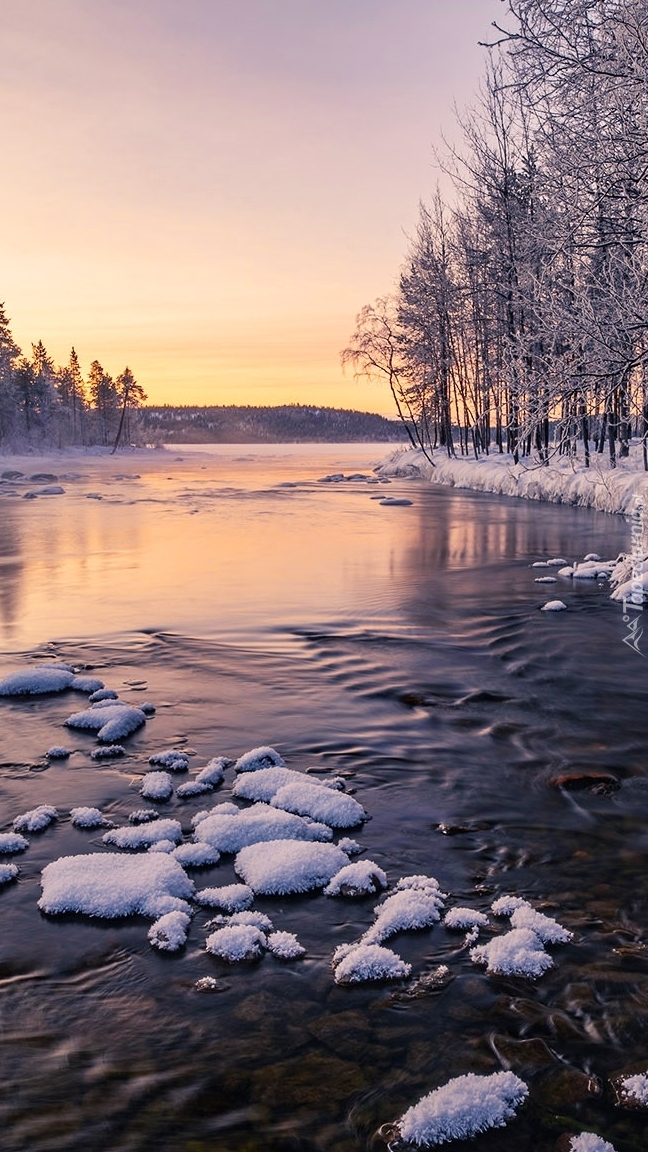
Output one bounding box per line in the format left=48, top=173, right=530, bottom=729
left=0, top=303, right=21, bottom=444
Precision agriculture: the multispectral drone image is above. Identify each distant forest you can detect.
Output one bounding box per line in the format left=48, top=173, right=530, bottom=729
left=142, top=404, right=405, bottom=443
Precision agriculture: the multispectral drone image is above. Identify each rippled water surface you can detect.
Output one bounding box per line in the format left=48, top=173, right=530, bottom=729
left=1, top=444, right=647, bottom=1152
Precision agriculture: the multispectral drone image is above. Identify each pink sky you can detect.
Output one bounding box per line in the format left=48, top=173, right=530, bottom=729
left=2, top=0, right=504, bottom=414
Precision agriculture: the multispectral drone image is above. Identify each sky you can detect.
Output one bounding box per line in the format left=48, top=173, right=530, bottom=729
left=1, top=0, right=505, bottom=416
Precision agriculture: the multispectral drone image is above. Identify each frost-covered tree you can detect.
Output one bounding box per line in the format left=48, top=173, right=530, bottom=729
left=88, top=359, right=119, bottom=446
left=111, top=367, right=147, bottom=452
left=56, top=347, right=87, bottom=445
left=0, top=303, right=21, bottom=445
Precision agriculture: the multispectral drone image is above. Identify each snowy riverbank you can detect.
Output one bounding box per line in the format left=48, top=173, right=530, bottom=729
left=376, top=446, right=648, bottom=518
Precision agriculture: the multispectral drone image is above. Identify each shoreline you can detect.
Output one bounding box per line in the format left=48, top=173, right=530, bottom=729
left=376, top=446, right=648, bottom=518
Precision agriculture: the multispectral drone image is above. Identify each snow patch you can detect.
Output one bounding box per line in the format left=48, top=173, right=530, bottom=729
left=235, top=839, right=349, bottom=895
left=396, top=1070, right=528, bottom=1146
left=39, top=852, right=194, bottom=918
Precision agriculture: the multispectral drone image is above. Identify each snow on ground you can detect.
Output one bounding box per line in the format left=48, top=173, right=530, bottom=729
left=378, top=445, right=648, bottom=516
left=395, top=1070, right=529, bottom=1147
left=39, top=852, right=194, bottom=918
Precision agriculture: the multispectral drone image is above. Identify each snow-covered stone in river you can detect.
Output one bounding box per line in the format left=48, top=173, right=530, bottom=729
left=617, top=1072, right=648, bottom=1106
left=195, top=756, right=230, bottom=786
left=65, top=701, right=147, bottom=742
left=0, top=862, right=19, bottom=884
left=129, top=808, right=159, bottom=824
left=70, top=675, right=105, bottom=693
left=266, top=931, right=305, bottom=959
left=89, top=688, right=119, bottom=703
left=140, top=771, right=173, bottom=801
left=333, top=943, right=411, bottom=984
left=91, top=744, right=125, bottom=760
left=39, top=852, right=194, bottom=918
left=13, top=805, right=58, bottom=833
left=148, top=910, right=191, bottom=952
left=540, top=600, right=567, bottom=611
left=0, top=664, right=74, bottom=696
left=195, top=883, right=254, bottom=912
left=509, top=903, right=572, bottom=944
left=444, top=907, right=490, bottom=931
left=0, top=833, right=29, bottom=854
left=396, top=1070, right=529, bottom=1147
left=171, top=841, right=221, bottom=868
left=491, top=894, right=528, bottom=916
left=363, top=885, right=445, bottom=945
left=194, top=802, right=332, bottom=853
left=70, top=807, right=110, bottom=829
left=235, top=839, right=349, bottom=895
left=234, top=746, right=286, bottom=773
left=534, top=576, right=557, bottom=584
left=148, top=749, right=189, bottom=772
left=568, top=1136, right=618, bottom=1152
left=470, top=927, right=554, bottom=977
left=46, top=746, right=71, bottom=759
left=207, top=909, right=275, bottom=933
left=232, top=765, right=306, bottom=802
left=338, top=837, right=362, bottom=855
left=558, top=566, right=575, bottom=577
left=176, top=780, right=213, bottom=798
left=103, top=818, right=182, bottom=849
left=206, top=924, right=266, bottom=962
left=148, top=839, right=176, bottom=854
left=324, top=860, right=388, bottom=897
left=271, top=780, right=366, bottom=828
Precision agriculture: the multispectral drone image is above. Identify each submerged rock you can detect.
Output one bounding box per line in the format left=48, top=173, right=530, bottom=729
left=549, top=772, right=620, bottom=795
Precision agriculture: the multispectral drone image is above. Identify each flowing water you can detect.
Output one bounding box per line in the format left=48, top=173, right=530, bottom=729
left=0, top=444, right=646, bottom=1152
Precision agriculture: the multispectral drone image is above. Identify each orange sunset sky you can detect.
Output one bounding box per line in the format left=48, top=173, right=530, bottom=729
left=3, top=1, right=503, bottom=415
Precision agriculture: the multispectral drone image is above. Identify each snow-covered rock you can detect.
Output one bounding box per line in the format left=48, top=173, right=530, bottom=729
left=171, top=841, right=221, bottom=868
left=470, top=927, right=554, bottom=977
left=231, top=765, right=306, bottom=802
left=270, top=779, right=366, bottom=828
left=234, top=839, right=349, bottom=895
left=396, top=1070, right=528, bottom=1146
left=148, top=749, right=189, bottom=772
left=65, top=701, right=147, bottom=742
left=332, top=942, right=410, bottom=984
left=540, top=600, right=567, bottom=611
left=266, top=931, right=305, bottom=959
left=13, top=805, right=58, bottom=833
left=193, top=802, right=332, bottom=853
left=324, top=860, right=388, bottom=897
left=103, top=818, right=182, bottom=849
left=363, top=884, right=445, bottom=945
left=148, top=910, right=191, bottom=952
left=0, top=862, right=19, bottom=885
left=195, top=883, right=254, bottom=912
left=568, top=1136, right=618, bottom=1152
left=39, top=852, right=194, bottom=918
left=0, top=833, right=29, bottom=854
left=234, top=746, right=286, bottom=773
left=205, top=924, right=266, bottom=962
left=444, top=907, right=490, bottom=931
left=140, top=771, right=173, bottom=801
left=0, top=665, right=74, bottom=695
left=70, top=807, right=110, bottom=829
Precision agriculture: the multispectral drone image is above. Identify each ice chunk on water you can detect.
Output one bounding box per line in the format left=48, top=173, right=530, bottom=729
left=396, top=1070, right=528, bottom=1146
left=103, top=818, right=182, bottom=849
left=39, top=852, right=194, bottom=918
left=235, top=839, right=349, bottom=895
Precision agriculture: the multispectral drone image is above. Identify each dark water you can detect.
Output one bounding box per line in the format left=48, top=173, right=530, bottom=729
left=0, top=445, right=646, bottom=1151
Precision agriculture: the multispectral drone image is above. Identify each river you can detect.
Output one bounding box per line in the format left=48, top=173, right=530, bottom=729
left=0, top=443, right=646, bottom=1152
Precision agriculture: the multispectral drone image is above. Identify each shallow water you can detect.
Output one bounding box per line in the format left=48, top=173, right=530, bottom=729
left=1, top=444, right=647, bottom=1151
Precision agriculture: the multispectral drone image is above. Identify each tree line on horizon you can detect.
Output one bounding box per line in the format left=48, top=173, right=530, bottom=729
left=0, top=304, right=146, bottom=451
left=142, top=403, right=404, bottom=443
left=343, top=0, right=648, bottom=470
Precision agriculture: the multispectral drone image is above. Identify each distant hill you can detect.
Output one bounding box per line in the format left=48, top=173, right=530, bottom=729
left=141, top=404, right=406, bottom=443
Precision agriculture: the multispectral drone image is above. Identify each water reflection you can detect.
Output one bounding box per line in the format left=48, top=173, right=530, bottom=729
left=0, top=512, right=23, bottom=636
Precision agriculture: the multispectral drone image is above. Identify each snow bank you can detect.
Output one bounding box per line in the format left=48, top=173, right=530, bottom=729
left=39, top=852, right=194, bottom=918
left=65, top=701, right=147, bottom=742
left=271, top=780, right=366, bottom=828
left=396, top=1070, right=528, bottom=1147
left=332, top=943, right=411, bottom=984
left=234, top=840, right=349, bottom=895
left=378, top=446, right=648, bottom=517
left=193, top=802, right=332, bottom=853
